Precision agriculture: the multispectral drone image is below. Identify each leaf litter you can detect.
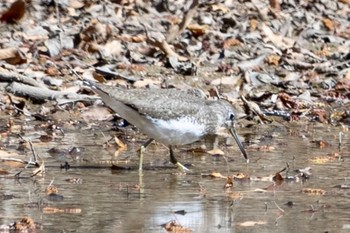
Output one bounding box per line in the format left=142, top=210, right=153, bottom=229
left=0, top=0, right=349, bottom=231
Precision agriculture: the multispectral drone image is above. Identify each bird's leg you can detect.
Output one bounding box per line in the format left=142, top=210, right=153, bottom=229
left=138, top=138, right=154, bottom=172
left=213, top=136, right=219, bottom=150
left=169, top=146, right=190, bottom=172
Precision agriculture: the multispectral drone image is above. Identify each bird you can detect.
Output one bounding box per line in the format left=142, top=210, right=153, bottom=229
left=84, top=80, right=248, bottom=171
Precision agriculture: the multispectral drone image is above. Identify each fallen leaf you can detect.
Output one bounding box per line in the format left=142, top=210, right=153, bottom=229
left=43, top=207, right=82, bottom=214
left=207, top=148, right=224, bottom=155
left=250, top=19, right=259, bottom=31
left=12, top=217, right=36, bottom=231
left=233, top=173, right=250, bottom=181
left=208, top=172, right=226, bottom=179
left=114, top=136, right=127, bottom=149
left=309, top=156, right=336, bottom=164
left=0, top=0, right=26, bottom=24
left=258, top=145, right=275, bottom=151
left=273, top=172, right=284, bottom=185
left=322, top=18, right=335, bottom=31
left=239, top=221, right=267, bottom=227
left=210, top=4, right=229, bottom=13
left=269, top=0, right=280, bottom=11
left=46, top=185, right=58, bottom=195
left=301, top=188, right=326, bottom=195
left=187, top=24, right=207, bottom=37
left=265, top=54, right=281, bottom=66
left=224, top=176, right=234, bottom=189
left=222, top=38, right=241, bottom=48
left=162, top=220, right=192, bottom=232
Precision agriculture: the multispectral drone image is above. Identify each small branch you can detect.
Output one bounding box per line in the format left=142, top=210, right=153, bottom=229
left=28, top=140, right=39, bottom=166
left=142, top=23, right=180, bottom=58
left=166, top=0, right=199, bottom=43
left=0, top=67, right=46, bottom=88
left=6, top=82, right=98, bottom=103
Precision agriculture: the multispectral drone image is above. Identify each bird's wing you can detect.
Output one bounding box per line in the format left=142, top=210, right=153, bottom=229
left=84, top=80, right=165, bottom=135
left=88, top=81, right=206, bottom=120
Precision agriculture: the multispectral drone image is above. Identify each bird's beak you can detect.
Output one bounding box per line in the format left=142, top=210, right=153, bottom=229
left=229, top=127, right=249, bottom=162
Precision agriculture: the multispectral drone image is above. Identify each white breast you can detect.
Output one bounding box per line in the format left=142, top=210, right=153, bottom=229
left=148, top=116, right=206, bottom=145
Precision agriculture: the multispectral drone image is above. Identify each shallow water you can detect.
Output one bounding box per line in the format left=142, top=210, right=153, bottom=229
left=1, top=122, right=349, bottom=233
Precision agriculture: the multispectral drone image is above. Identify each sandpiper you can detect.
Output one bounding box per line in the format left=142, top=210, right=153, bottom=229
left=84, top=80, right=248, bottom=171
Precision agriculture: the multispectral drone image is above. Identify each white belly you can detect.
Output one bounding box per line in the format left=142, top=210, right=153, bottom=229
left=147, top=116, right=206, bottom=145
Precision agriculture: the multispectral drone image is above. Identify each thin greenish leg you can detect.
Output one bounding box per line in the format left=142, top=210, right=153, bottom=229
left=169, top=146, right=190, bottom=172
left=138, top=138, right=154, bottom=172
left=138, top=145, right=146, bottom=172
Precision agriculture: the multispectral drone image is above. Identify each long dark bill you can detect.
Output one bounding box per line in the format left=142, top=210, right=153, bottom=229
left=229, top=127, right=248, bottom=162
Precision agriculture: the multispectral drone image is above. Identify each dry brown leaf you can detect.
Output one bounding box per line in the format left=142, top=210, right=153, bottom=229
left=273, top=172, right=284, bottom=185
left=239, top=221, right=267, bottom=227
left=39, top=135, right=53, bottom=142
left=207, top=148, right=224, bottom=155
left=258, top=145, right=275, bottom=152
left=322, top=18, right=335, bottom=31
left=210, top=4, right=230, bottom=13
left=131, top=35, right=146, bottom=43
left=233, top=173, right=250, bottom=181
left=261, top=23, right=295, bottom=48
left=210, top=77, right=236, bottom=86
left=222, top=38, right=241, bottom=48
left=250, top=19, right=259, bottom=31
left=301, top=188, right=326, bottom=195
left=224, top=176, right=234, bottom=189
left=269, top=0, right=281, bottom=11
left=0, top=0, right=26, bottom=24
left=13, top=217, right=36, bottom=231
left=313, top=140, right=331, bottom=148
left=187, top=24, right=207, bottom=37
left=101, top=40, right=122, bottom=58
left=310, top=109, right=328, bottom=123
left=46, top=185, right=58, bottom=195
left=69, top=0, right=85, bottom=8
left=278, top=93, right=298, bottom=109
left=43, top=207, right=82, bottom=214
left=114, top=136, right=127, bottom=149
left=309, top=156, right=336, bottom=164
left=45, top=66, right=61, bottom=76
left=265, top=54, right=281, bottom=66
left=163, top=220, right=192, bottom=233
left=316, top=44, right=332, bottom=57
left=0, top=48, right=26, bottom=65
left=209, top=172, right=226, bottom=179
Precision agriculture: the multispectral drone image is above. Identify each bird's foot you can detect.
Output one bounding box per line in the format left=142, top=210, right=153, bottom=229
left=175, top=162, right=191, bottom=172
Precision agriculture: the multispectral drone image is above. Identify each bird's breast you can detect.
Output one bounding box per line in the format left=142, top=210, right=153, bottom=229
left=147, top=116, right=206, bottom=145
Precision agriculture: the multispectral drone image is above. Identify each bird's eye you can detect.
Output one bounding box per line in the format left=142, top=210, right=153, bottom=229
left=229, top=113, right=235, bottom=120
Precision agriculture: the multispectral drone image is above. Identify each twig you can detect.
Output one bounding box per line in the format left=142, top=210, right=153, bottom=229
left=166, top=0, right=199, bottom=43
left=28, top=140, right=39, bottom=166
left=6, top=82, right=98, bottom=103
left=55, top=0, right=63, bottom=48
left=141, top=23, right=180, bottom=58
left=0, top=67, right=46, bottom=88
left=273, top=200, right=285, bottom=213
